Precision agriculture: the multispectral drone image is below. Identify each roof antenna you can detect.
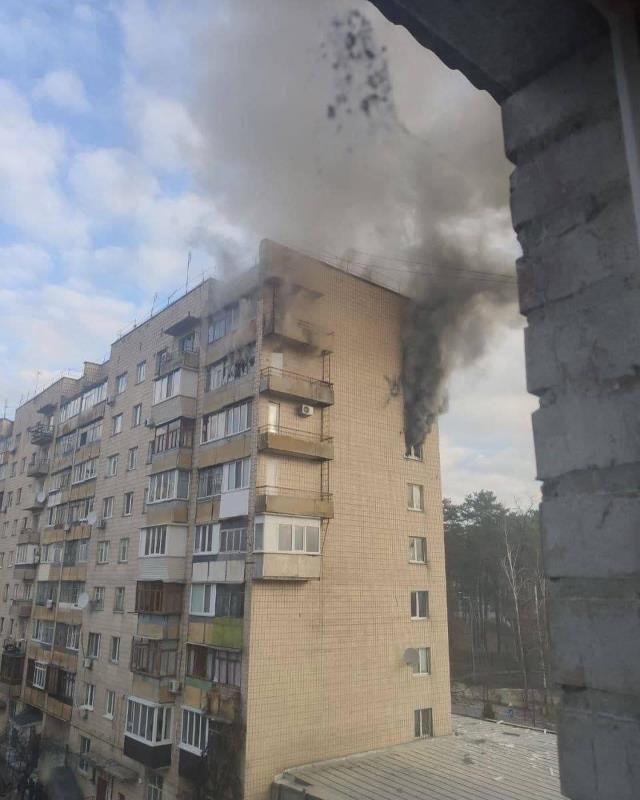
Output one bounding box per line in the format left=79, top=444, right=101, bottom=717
left=185, top=251, right=192, bottom=294
left=149, top=292, right=158, bottom=318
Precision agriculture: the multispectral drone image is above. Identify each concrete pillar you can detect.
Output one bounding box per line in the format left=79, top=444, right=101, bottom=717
left=503, top=36, right=640, bottom=800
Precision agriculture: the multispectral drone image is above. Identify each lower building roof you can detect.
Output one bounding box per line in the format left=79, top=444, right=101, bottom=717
left=273, top=715, right=562, bottom=800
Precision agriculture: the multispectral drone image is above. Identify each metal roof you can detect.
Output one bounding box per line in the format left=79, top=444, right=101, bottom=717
left=273, top=716, right=562, bottom=800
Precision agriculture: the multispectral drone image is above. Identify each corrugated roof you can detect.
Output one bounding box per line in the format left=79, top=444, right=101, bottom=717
left=273, top=716, right=562, bottom=800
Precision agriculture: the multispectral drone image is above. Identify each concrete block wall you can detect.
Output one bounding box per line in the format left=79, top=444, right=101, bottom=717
left=503, top=37, right=640, bottom=800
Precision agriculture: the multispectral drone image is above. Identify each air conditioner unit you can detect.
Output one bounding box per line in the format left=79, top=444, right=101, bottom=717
left=168, top=679, right=181, bottom=694
left=95, top=518, right=106, bottom=529
left=299, top=404, right=314, bottom=417
left=45, top=599, right=54, bottom=609
left=83, top=657, right=93, bottom=669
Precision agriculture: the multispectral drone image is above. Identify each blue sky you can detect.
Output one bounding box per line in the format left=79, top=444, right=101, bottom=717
left=0, top=0, right=539, bottom=505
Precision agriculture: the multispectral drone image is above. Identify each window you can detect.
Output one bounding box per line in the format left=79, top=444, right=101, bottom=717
left=84, top=683, right=96, bottom=709
left=220, top=526, right=247, bottom=553
left=116, top=373, right=127, bottom=394
left=125, top=698, right=172, bottom=745
left=15, top=544, right=28, bottom=564
left=114, top=588, right=125, bottom=612
left=68, top=495, right=95, bottom=523
left=128, top=447, right=138, bottom=470
left=201, top=400, right=251, bottom=444
left=180, top=331, right=197, bottom=353
left=105, top=689, right=116, bottom=719
left=147, top=774, right=163, bottom=800
left=87, top=632, right=101, bottom=659
left=41, top=543, right=63, bottom=565
left=7, top=551, right=13, bottom=567
left=96, top=540, right=110, bottom=564
left=102, top=496, right=114, bottom=519
left=32, top=619, right=54, bottom=645
left=2, top=584, right=7, bottom=601
left=33, top=662, right=47, bottom=689
left=414, top=707, right=433, bottom=738
left=72, top=458, right=97, bottom=484
left=406, top=443, right=424, bottom=460
left=132, top=404, right=142, bottom=427
left=208, top=303, right=239, bottom=343
left=118, top=537, right=129, bottom=563
left=190, top=584, right=215, bottom=616
left=409, top=537, right=427, bottom=564
left=93, top=586, right=105, bottom=610
left=142, top=526, right=167, bottom=556
left=197, top=465, right=222, bottom=498
left=77, top=541, right=89, bottom=563
left=227, top=457, right=250, bottom=491
left=194, top=524, right=215, bottom=554
left=151, top=418, right=194, bottom=455
left=413, top=647, right=432, bottom=675
left=16, top=488, right=21, bottom=504
left=79, top=736, right=91, bottom=773
left=66, top=625, right=80, bottom=651
left=110, top=636, right=120, bottom=663
left=77, top=419, right=102, bottom=448
left=136, top=361, right=146, bottom=383
left=59, top=670, right=75, bottom=703
left=36, top=581, right=57, bottom=604
left=112, top=414, right=123, bottom=435
left=152, top=369, right=180, bottom=405
left=215, top=584, right=244, bottom=618
left=408, top=484, right=424, bottom=511
left=148, top=470, right=189, bottom=503
left=107, top=454, right=118, bottom=477
left=186, top=645, right=241, bottom=687
left=123, top=492, right=134, bottom=516
left=205, top=343, right=255, bottom=391
left=276, top=523, right=320, bottom=554
left=59, top=581, right=84, bottom=604
left=20, top=457, right=26, bottom=474
left=410, top=591, right=429, bottom=619
left=181, top=708, right=208, bottom=754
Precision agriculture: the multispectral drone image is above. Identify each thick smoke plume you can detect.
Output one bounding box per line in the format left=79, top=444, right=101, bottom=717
left=188, top=1, right=518, bottom=444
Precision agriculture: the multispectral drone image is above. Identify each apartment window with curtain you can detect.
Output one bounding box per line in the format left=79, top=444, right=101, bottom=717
left=408, top=483, right=424, bottom=511
left=410, top=590, right=429, bottom=619
left=197, top=466, right=223, bottom=499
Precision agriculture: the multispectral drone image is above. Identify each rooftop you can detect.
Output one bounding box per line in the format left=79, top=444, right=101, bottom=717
left=273, top=715, right=562, bottom=800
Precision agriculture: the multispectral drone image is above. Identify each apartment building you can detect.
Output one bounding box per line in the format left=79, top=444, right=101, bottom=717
left=0, top=240, right=451, bottom=800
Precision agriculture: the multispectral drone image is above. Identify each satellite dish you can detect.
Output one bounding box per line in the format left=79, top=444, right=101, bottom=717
left=403, top=648, right=419, bottom=667
left=87, top=511, right=98, bottom=526
left=36, top=491, right=46, bottom=503
left=76, top=592, right=90, bottom=610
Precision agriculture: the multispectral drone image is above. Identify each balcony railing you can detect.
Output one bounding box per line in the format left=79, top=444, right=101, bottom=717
left=254, top=485, right=334, bottom=518
left=259, top=367, right=334, bottom=407
left=27, top=458, right=50, bottom=477
left=155, top=347, right=199, bottom=377
left=19, top=527, right=40, bottom=544
left=257, top=425, right=333, bottom=461
left=29, top=423, right=54, bottom=446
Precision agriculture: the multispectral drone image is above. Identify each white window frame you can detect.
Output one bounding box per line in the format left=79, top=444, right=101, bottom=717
left=136, top=361, right=146, bottom=384
left=180, top=706, right=209, bottom=755
left=190, top=583, right=215, bottom=617
left=125, top=697, right=173, bottom=745
left=194, top=524, right=215, bottom=554
left=78, top=736, right=91, bottom=773
left=33, top=661, right=47, bottom=690
left=410, top=590, right=429, bottom=620
left=105, top=689, right=116, bottom=720
left=128, top=447, right=138, bottom=471
left=413, top=647, right=432, bottom=675
left=107, top=454, right=118, bottom=477
left=409, top=536, right=427, bottom=564
left=96, top=540, right=110, bottom=564
left=87, top=632, right=101, bottom=659
left=226, top=457, right=250, bottom=491
left=84, top=682, right=96, bottom=709
left=112, top=414, right=123, bottom=435
left=123, top=492, right=134, bottom=516
left=114, top=587, right=125, bottom=612
left=219, top=526, right=247, bottom=554
left=66, top=625, right=80, bottom=651
left=147, top=470, right=189, bottom=504
left=102, top=496, right=114, bottom=519
left=276, top=523, right=320, bottom=554
left=408, top=483, right=424, bottom=512
left=116, top=372, right=127, bottom=394
left=110, top=635, right=120, bottom=663
left=118, top=537, right=129, bottom=563
left=414, top=707, right=433, bottom=738
left=142, top=526, right=167, bottom=557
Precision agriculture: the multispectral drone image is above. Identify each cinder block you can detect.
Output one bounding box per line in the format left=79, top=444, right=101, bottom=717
left=542, top=493, right=640, bottom=579
left=549, top=581, right=640, bottom=694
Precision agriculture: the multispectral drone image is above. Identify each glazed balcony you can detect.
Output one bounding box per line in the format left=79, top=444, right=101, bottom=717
left=254, top=486, right=334, bottom=519
left=257, top=425, right=333, bottom=461
left=155, top=347, right=199, bottom=377
left=130, top=636, right=178, bottom=678
left=259, top=367, right=334, bottom=407
left=29, top=423, right=54, bottom=446
left=0, top=641, right=25, bottom=685
left=27, top=457, right=50, bottom=478
left=135, top=581, right=184, bottom=615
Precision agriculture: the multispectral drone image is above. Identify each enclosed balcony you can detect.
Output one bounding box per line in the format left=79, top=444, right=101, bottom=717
left=135, top=582, right=184, bottom=615
left=254, top=486, right=334, bottom=518
left=24, top=491, right=46, bottom=512
left=259, top=368, right=334, bottom=407
left=11, top=598, right=33, bottom=618
left=257, top=425, right=333, bottom=461
left=29, top=423, right=54, bottom=446
left=27, top=457, right=50, bottom=478
left=0, top=641, right=25, bottom=686
left=130, top=636, right=178, bottom=678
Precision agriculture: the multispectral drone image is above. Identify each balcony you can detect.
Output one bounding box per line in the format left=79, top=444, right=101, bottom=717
left=27, top=458, right=50, bottom=478
left=155, top=347, right=199, bottom=377
left=254, top=552, right=321, bottom=581
left=24, top=492, right=46, bottom=512
left=257, top=425, right=333, bottom=461
left=130, top=637, right=178, bottom=678
left=123, top=736, right=172, bottom=770
left=11, top=598, right=33, bottom=618
left=263, top=313, right=330, bottom=351
left=0, top=641, right=25, bottom=685
left=28, top=423, right=54, bottom=446
left=19, top=527, right=40, bottom=544
left=255, top=486, right=334, bottom=518
left=259, top=368, right=334, bottom=407
left=135, top=582, right=184, bottom=615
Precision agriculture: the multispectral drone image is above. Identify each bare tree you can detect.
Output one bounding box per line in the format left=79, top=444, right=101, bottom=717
left=501, top=521, right=529, bottom=714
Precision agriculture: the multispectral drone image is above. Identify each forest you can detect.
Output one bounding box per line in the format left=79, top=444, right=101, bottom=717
left=444, top=491, right=553, bottom=726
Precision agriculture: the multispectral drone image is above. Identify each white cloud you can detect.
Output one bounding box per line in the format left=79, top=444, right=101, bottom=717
left=0, top=81, right=88, bottom=247
left=0, top=243, right=52, bottom=284
left=33, top=68, right=90, bottom=113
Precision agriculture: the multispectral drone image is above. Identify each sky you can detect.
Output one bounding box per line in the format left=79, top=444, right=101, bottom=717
left=0, top=0, right=539, bottom=507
